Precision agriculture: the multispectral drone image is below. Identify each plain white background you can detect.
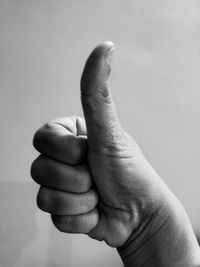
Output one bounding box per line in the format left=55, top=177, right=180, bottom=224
left=0, top=1, right=199, bottom=266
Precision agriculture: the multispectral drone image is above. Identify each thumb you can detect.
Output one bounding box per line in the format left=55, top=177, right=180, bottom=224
left=80, top=41, right=124, bottom=153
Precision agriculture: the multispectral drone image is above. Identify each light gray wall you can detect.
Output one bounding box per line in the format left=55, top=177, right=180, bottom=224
left=0, top=1, right=199, bottom=266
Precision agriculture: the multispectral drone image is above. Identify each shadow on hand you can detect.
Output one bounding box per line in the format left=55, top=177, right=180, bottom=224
left=197, top=235, right=200, bottom=246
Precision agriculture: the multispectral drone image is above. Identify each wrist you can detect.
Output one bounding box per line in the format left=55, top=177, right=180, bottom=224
left=117, top=186, right=200, bottom=267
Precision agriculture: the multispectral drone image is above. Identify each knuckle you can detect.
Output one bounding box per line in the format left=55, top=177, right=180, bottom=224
left=30, top=159, right=38, bottom=180
left=43, top=121, right=55, bottom=132
left=81, top=83, right=112, bottom=112
left=36, top=188, right=44, bottom=210
left=32, top=128, right=43, bottom=151
left=37, top=187, right=49, bottom=211
left=52, top=215, right=65, bottom=232
left=97, top=82, right=112, bottom=104
left=30, top=156, right=42, bottom=183
left=32, top=122, right=55, bottom=152
left=52, top=214, right=77, bottom=233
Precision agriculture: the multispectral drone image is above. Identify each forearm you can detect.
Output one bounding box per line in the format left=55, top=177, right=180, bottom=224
left=117, top=189, right=200, bottom=267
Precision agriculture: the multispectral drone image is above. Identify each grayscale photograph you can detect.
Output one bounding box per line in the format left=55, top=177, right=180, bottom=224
left=0, top=1, right=200, bottom=266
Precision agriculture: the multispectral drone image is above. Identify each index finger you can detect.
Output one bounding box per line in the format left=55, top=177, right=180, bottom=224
left=33, top=116, right=87, bottom=165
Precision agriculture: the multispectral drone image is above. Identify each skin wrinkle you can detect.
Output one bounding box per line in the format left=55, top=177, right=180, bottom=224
left=34, top=122, right=86, bottom=165
left=87, top=134, right=132, bottom=156
left=117, top=191, right=166, bottom=250
left=32, top=155, right=92, bottom=194
left=37, top=186, right=98, bottom=216
left=98, top=200, right=138, bottom=222
left=52, top=208, right=99, bottom=234
left=53, top=121, right=77, bottom=135
left=121, top=214, right=171, bottom=260
left=98, top=81, right=112, bottom=99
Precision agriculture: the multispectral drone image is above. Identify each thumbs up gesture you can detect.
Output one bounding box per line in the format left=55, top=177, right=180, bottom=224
left=31, top=42, right=200, bottom=266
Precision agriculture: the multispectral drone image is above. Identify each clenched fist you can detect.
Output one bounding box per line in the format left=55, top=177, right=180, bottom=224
left=31, top=42, right=200, bottom=266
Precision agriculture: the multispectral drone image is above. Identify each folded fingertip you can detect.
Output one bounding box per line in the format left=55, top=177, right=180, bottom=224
left=51, top=208, right=99, bottom=234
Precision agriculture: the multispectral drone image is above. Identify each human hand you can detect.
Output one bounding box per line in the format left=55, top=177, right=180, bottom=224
left=31, top=42, right=200, bottom=266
